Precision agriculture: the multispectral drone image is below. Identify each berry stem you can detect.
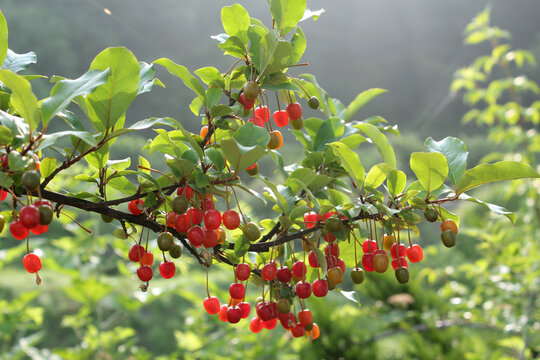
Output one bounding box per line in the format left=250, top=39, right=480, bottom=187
left=59, top=210, right=92, bottom=234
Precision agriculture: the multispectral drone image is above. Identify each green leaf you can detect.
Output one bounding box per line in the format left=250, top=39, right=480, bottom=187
left=210, top=104, right=235, bottom=118
left=459, top=193, right=516, bottom=223
left=36, top=130, right=97, bottom=151
left=41, top=69, right=110, bottom=126
left=0, top=125, right=13, bottom=145
left=287, top=178, right=320, bottom=213
left=387, top=170, right=407, bottom=198
left=1, top=49, right=37, bottom=73
left=0, top=70, right=39, bottom=132
left=265, top=41, right=293, bottom=74
left=270, top=0, right=307, bottom=36
left=221, top=138, right=266, bottom=172
left=425, top=137, right=468, bottom=186
left=329, top=142, right=365, bottom=186
left=0, top=11, right=7, bottom=66
left=364, top=163, right=391, bottom=190
left=313, top=117, right=344, bottom=151
left=247, top=25, right=268, bottom=71
left=290, top=27, right=306, bottom=64
left=456, top=161, right=540, bottom=194
left=86, top=47, right=140, bottom=132
left=8, top=151, right=27, bottom=172
left=218, top=36, right=246, bottom=58
left=194, top=67, right=224, bottom=87
left=355, top=122, right=396, bottom=169
left=233, top=122, right=270, bottom=148
left=410, top=152, right=448, bottom=193
left=39, top=158, right=57, bottom=178
left=205, top=148, right=225, bottom=171
left=221, top=4, right=250, bottom=45
left=344, top=88, right=387, bottom=121
left=234, top=236, right=250, bottom=258
left=138, top=61, right=164, bottom=94
left=206, top=86, right=222, bottom=109
left=153, top=57, right=206, bottom=101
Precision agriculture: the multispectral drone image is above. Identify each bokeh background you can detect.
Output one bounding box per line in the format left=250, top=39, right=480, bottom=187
left=0, top=1, right=539, bottom=359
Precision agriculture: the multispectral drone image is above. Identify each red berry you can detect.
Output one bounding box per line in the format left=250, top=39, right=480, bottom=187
left=176, top=186, right=194, bottom=200
left=10, top=220, right=29, bottom=240
left=187, top=226, right=205, bottom=247
left=248, top=116, right=265, bottom=127
left=286, top=102, right=303, bottom=120
left=128, top=199, right=144, bottom=215
left=296, top=281, right=312, bottom=299
left=129, top=244, right=145, bottom=262
left=390, top=243, right=407, bottom=259
left=256, top=302, right=277, bottom=321
left=262, top=318, right=277, bottom=330
left=203, top=209, right=221, bottom=230
left=276, top=266, right=291, bottom=283
left=362, top=253, right=375, bottom=272
left=222, top=210, right=241, bottom=230
left=247, top=163, right=257, bottom=170
left=312, top=279, right=329, bottom=297
left=238, top=302, right=251, bottom=318
left=391, top=256, right=409, bottom=270
left=254, top=106, right=270, bottom=122
left=203, top=296, right=220, bottom=315
left=136, top=265, right=153, bottom=282
left=33, top=200, right=52, bottom=208
left=202, top=227, right=218, bottom=248
left=291, top=323, right=305, bottom=338
left=362, top=239, right=378, bottom=254
left=218, top=304, right=228, bottom=322
left=238, top=93, right=255, bottom=110
left=23, top=253, right=41, bottom=273
left=308, top=251, right=319, bottom=268
left=229, top=283, right=246, bottom=300
left=175, top=213, right=190, bottom=233
left=0, top=155, right=7, bottom=168
left=326, top=255, right=338, bottom=268
left=273, top=110, right=289, bottom=127
left=0, top=190, right=8, bottom=201
left=201, top=198, right=215, bottom=212
left=226, top=306, right=243, bottom=324
left=279, top=312, right=296, bottom=329
left=20, top=205, right=40, bottom=229
left=30, top=224, right=48, bottom=235
left=322, top=211, right=338, bottom=221
left=336, top=258, right=346, bottom=273
left=406, top=244, right=424, bottom=263
left=159, top=261, right=176, bottom=279
left=292, top=261, right=307, bottom=278
left=186, top=207, right=203, bottom=226
left=298, top=309, right=313, bottom=327
left=325, top=243, right=340, bottom=258
left=250, top=317, right=263, bottom=333
left=261, top=262, right=277, bottom=281
left=166, top=211, right=177, bottom=227
left=303, top=212, right=319, bottom=228
left=235, top=263, right=251, bottom=281
left=324, top=233, right=336, bottom=242
left=141, top=251, right=154, bottom=266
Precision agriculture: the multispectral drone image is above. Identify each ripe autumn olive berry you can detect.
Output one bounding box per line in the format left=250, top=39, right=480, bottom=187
left=171, top=196, right=189, bottom=214
left=324, top=216, right=343, bottom=232
left=441, top=229, right=456, bottom=248
left=351, top=267, right=365, bottom=284
left=308, top=96, right=320, bottom=109
left=22, top=170, right=40, bottom=191
left=157, top=232, right=174, bottom=251
left=243, top=81, right=260, bottom=100
left=290, top=117, right=304, bottom=130
left=38, top=205, right=54, bottom=225
left=395, top=266, right=409, bottom=284
left=424, top=208, right=438, bottom=222
left=243, top=222, right=261, bottom=241
left=246, top=163, right=259, bottom=176
left=101, top=214, right=114, bottom=223
left=440, top=219, right=458, bottom=235
left=169, top=243, right=182, bottom=258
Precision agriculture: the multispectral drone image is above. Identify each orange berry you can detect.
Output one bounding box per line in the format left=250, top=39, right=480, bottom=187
left=200, top=125, right=209, bottom=139
left=440, top=219, right=458, bottom=235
